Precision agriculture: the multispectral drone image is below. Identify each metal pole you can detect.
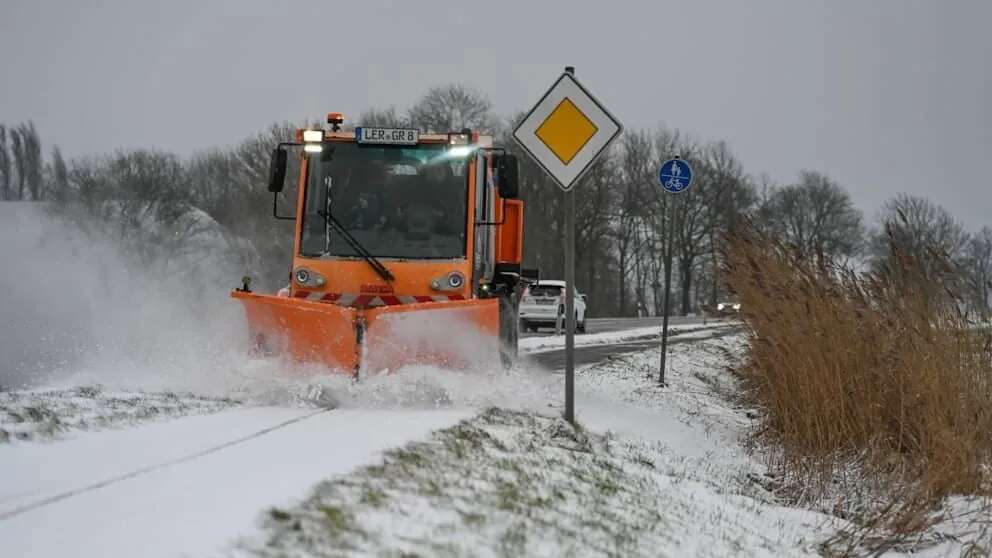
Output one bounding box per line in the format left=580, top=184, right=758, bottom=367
left=563, top=65, right=577, bottom=425
left=659, top=192, right=677, bottom=385
left=564, top=172, right=576, bottom=424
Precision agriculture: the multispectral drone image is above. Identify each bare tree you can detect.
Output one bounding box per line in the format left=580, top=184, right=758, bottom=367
left=50, top=146, right=69, bottom=202
left=703, top=140, right=751, bottom=307
left=613, top=130, right=654, bottom=316
left=761, top=170, right=863, bottom=262
left=962, top=227, right=992, bottom=317
left=0, top=126, right=10, bottom=200
left=407, top=84, right=494, bottom=133
left=10, top=127, right=25, bottom=200
left=574, top=150, right=620, bottom=315
left=20, top=122, right=43, bottom=200
left=871, top=194, right=968, bottom=297
left=673, top=176, right=711, bottom=314
left=357, top=106, right=408, bottom=128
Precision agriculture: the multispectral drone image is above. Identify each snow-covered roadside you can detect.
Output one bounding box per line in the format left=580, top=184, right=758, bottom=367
left=0, top=406, right=472, bottom=558
left=231, top=334, right=850, bottom=557
left=235, top=407, right=838, bottom=558
left=0, top=385, right=238, bottom=442
left=519, top=320, right=736, bottom=354
left=572, top=335, right=992, bottom=557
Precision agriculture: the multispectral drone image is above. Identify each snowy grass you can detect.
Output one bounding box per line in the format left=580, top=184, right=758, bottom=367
left=228, top=334, right=849, bottom=557
left=235, top=407, right=838, bottom=558
left=0, top=384, right=238, bottom=443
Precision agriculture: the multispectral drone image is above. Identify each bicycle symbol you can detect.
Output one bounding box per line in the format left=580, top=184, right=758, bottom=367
left=659, top=159, right=693, bottom=194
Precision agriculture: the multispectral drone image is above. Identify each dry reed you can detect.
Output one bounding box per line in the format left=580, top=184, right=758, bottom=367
left=722, top=220, right=992, bottom=534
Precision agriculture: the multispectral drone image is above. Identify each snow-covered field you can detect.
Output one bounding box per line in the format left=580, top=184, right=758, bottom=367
left=4, top=331, right=990, bottom=556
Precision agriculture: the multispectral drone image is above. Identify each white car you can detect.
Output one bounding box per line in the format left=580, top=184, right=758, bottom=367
left=518, top=280, right=587, bottom=333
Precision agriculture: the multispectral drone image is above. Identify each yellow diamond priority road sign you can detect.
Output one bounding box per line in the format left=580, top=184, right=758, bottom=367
left=514, top=71, right=622, bottom=191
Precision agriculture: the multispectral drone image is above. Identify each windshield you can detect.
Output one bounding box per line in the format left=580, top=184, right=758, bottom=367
left=528, top=285, right=563, bottom=298
left=300, top=142, right=469, bottom=259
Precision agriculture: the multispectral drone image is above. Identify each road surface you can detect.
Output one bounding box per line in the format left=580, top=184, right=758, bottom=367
left=522, top=316, right=741, bottom=370
left=520, top=316, right=704, bottom=338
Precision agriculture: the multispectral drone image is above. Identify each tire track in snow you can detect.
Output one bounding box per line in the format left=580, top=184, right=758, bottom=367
left=0, top=407, right=331, bottom=521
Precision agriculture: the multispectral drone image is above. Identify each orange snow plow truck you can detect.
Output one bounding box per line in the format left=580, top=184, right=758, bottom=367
left=231, top=114, right=529, bottom=376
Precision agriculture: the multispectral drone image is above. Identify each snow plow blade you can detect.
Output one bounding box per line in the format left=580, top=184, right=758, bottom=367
left=231, top=291, right=499, bottom=375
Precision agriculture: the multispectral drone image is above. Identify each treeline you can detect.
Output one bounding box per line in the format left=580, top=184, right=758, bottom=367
left=3, top=83, right=990, bottom=316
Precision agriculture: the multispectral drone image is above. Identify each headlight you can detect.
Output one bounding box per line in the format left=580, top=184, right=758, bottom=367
left=303, top=144, right=323, bottom=153
left=303, top=130, right=324, bottom=143
left=431, top=271, right=466, bottom=291
left=293, top=267, right=326, bottom=287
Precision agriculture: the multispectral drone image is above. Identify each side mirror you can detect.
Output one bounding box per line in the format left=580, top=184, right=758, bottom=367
left=268, top=147, right=288, bottom=193
left=495, top=153, right=519, bottom=199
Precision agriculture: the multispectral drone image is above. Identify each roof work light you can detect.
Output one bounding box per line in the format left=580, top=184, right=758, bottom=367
left=302, top=130, right=324, bottom=143
left=303, top=129, right=324, bottom=153
left=447, top=129, right=474, bottom=157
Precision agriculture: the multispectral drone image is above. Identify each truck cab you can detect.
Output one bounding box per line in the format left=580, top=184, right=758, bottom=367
left=233, top=115, right=526, bottom=374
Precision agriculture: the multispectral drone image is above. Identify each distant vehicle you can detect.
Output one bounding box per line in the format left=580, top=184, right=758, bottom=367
left=716, top=301, right=741, bottom=315
left=518, top=280, right=587, bottom=333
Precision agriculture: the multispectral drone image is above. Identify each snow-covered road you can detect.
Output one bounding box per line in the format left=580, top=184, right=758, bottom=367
left=0, top=406, right=470, bottom=558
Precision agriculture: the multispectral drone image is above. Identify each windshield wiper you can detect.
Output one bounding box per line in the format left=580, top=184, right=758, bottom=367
left=318, top=209, right=395, bottom=282
left=314, top=146, right=394, bottom=283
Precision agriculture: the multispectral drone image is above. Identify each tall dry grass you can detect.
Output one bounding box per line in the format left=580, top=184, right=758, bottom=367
left=723, top=220, right=992, bottom=532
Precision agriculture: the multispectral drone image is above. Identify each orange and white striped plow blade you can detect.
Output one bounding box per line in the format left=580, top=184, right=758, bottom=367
left=231, top=291, right=499, bottom=375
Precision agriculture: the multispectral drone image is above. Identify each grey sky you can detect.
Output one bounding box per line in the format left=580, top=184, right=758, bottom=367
left=2, top=0, right=989, bottom=228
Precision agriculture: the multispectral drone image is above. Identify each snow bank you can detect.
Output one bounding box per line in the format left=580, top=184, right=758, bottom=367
left=235, top=407, right=840, bottom=557
left=0, top=385, right=237, bottom=443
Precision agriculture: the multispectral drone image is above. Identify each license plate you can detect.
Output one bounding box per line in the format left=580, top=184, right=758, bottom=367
left=536, top=298, right=557, bottom=306
left=356, top=127, right=419, bottom=145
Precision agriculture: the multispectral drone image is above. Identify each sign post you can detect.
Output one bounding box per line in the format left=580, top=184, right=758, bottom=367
left=513, top=66, right=622, bottom=424
left=658, top=156, right=694, bottom=385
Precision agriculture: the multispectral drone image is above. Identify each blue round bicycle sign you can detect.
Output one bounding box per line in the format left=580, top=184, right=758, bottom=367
left=659, top=158, right=693, bottom=194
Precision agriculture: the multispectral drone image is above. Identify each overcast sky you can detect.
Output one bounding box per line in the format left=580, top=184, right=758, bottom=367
left=2, top=0, right=989, bottom=228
